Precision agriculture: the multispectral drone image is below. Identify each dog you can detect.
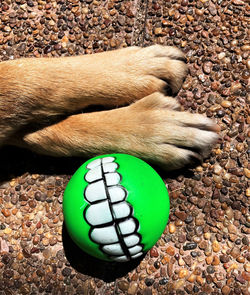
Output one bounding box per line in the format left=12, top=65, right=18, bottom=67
left=0, top=45, right=219, bottom=170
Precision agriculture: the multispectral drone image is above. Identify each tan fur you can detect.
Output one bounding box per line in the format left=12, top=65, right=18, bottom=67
left=0, top=45, right=219, bottom=170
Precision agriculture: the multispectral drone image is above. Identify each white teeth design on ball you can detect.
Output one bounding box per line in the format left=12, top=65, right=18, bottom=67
left=85, top=200, right=113, bottom=226
left=108, top=186, right=126, bottom=203
left=84, top=180, right=107, bottom=203
left=83, top=156, right=144, bottom=262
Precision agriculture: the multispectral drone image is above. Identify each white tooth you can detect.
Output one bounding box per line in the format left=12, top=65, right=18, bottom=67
left=103, top=162, right=118, bottom=173
left=84, top=180, right=107, bottom=203
left=86, top=158, right=101, bottom=169
left=118, top=218, right=136, bottom=235
left=105, top=172, right=120, bottom=186
left=90, top=225, right=119, bottom=244
left=108, top=186, right=127, bottom=203
left=112, top=202, right=131, bottom=219
left=85, top=200, right=112, bottom=226
left=131, top=252, right=143, bottom=259
left=124, top=235, right=140, bottom=247
left=85, top=166, right=102, bottom=182
left=102, top=157, right=115, bottom=164
left=102, top=243, right=124, bottom=255
left=128, top=245, right=143, bottom=255
left=111, top=256, right=129, bottom=262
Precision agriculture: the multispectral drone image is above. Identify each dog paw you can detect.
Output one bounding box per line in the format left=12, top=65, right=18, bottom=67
left=126, top=93, right=219, bottom=170
left=128, top=45, right=188, bottom=96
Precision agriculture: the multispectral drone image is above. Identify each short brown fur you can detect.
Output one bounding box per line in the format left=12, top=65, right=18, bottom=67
left=0, top=45, right=219, bottom=170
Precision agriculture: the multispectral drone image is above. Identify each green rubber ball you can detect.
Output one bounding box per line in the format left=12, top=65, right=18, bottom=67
left=63, top=154, right=170, bottom=262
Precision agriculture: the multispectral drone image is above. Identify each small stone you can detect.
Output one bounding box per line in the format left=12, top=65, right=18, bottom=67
left=178, top=258, right=185, bottom=266
left=230, top=82, right=242, bottom=94
left=187, top=274, right=196, bottom=283
left=4, top=228, right=12, bottom=235
left=42, top=238, right=49, bottom=246
left=145, top=278, right=154, bottom=287
left=167, top=262, right=173, bottom=276
left=183, top=242, right=197, bottom=251
left=207, top=265, right=215, bottom=274
left=33, top=236, right=40, bottom=245
left=183, top=255, right=192, bottom=266
left=185, top=215, right=193, bottom=224
left=242, top=236, right=249, bottom=245
left=220, top=254, right=230, bottom=263
left=196, top=275, right=205, bottom=285
left=1, top=209, right=11, bottom=217
left=237, top=256, right=245, bottom=263
left=241, top=271, right=250, bottom=281
left=212, top=241, right=220, bottom=252
left=168, top=223, right=176, bottom=233
left=166, top=246, right=175, bottom=256
left=175, top=211, right=187, bottom=221
left=179, top=268, right=189, bottom=278
left=49, top=237, right=57, bottom=246
left=159, top=278, right=169, bottom=285
left=128, top=282, right=138, bottom=295
left=244, top=168, right=250, bottom=178
left=230, top=247, right=241, bottom=258
left=203, top=62, right=212, bottom=74
left=232, top=0, right=244, bottom=5
left=244, top=263, right=250, bottom=272
left=212, top=256, right=220, bottom=266
left=228, top=223, right=237, bottom=234
left=206, top=256, right=213, bottom=265
left=215, top=272, right=225, bottom=281
left=154, top=27, right=163, bottom=36
left=62, top=267, right=71, bottom=277
left=208, top=4, right=217, bottom=16
left=222, top=285, right=231, bottom=295
left=150, top=247, right=159, bottom=257
left=221, top=100, right=232, bottom=108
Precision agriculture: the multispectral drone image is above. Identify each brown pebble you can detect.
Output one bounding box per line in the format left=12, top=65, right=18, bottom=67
left=221, top=100, right=232, bottom=108
left=237, top=256, right=245, bottom=263
left=196, top=275, right=204, bottom=285
left=154, top=27, right=163, bottom=36
left=212, top=256, right=220, bottom=266
left=203, top=61, right=212, bottom=74
left=127, top=282, right=138, bottom=295
left=228, top=223, right=237, bottom=234
left=117, top=280, right=129, bottom=292
left=49, top=237, right=57, bottom=246
left=179, top=268, right=188, bottom=278
left=212, top=241, right=220, bottom=252
left=230, top=246, right=241, bottom=258
left=168, top=223, right=176, bottom=233
left=175, top=211, right=187, bottom=221
left=244, top=168, right=250, bottom=178
left=242, top=271, right=250, bottom=281
left=222, top=285, right=231, bottom=295
left=150, top=247, right=159, bottom=257
left=244, top=263, right=250, bottom=272
left=42, top=238, right=49, bottom=246
left=1, top=209, right=11, bottom=217
left=206, top=256, right=213, bottom=265
left=166, top=246, right=175, bottom=256
left=167, top=262, right=173, bottom=276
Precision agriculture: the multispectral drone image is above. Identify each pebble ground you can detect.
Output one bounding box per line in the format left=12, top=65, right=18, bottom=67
left=0, top=0, right=249, bottom=294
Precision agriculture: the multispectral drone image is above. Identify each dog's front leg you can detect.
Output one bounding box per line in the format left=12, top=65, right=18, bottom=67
left=21, top=93, right=219, bottom=170
left=0, top=45, right=187, bottom=145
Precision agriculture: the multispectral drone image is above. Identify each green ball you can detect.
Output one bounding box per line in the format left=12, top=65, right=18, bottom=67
left=63, top=154, right=170, bottom=262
